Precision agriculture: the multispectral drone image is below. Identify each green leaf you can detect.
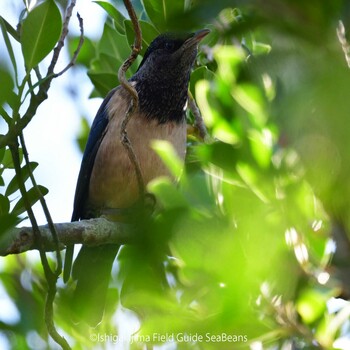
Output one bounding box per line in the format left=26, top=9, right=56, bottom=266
left=248, top=129, right=273, bottom=168
left=0, top=146, right=5, bottom=164
left=124, top=20, right=159, bottom=56
left=0, top=15, right=20, bottom=41
left=141, top=0, right=185, bottom=31
left=0, top=66, right=14, bottom=106
left=2, top=148, right=23, bottom=169
left=91, top=53, right=122, bottom=74
left=0, top=194, right=10, bottom=215
left=12, top=185, right=48, bottom=216
left=189, top=66, right=215, bottom=98
left=0, top=17, right=18, bottom=84
left=6, top=162, right=39, bottom=197
left=21, top=0, right=62, bottom=70
left=87, top=71, right=119, bottom=97
left=148, top=177, right=188, bottom=209
left=232, top=83, right=268, bottom=128
left=94, top=1, right=126, bottom=34
left=98, top=23, right=130, bottom=62
left=0, top=213, right=21, bottom=237
left=76, top=117, right=90, bottom=154
left=151, top=140, right=184, bottom=179
left=296, top=288, right=329, bottom=324
left=68, top=36, right=95, bottom=67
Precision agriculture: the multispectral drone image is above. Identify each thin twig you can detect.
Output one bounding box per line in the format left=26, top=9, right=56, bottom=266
left=0, top=106, right=11, bottom=124
left=3, top=1, right=82, bottom=349
left=54, top=13, right=84, bottom=77
left=118, top=0, right=145, bottom=199
left=45, top=285, right=71, bottom=350
left=8, top=142, right=52, bottom=274
left=0, top=0, right=80, bottom=150
left=19, top=134, right=62, bottom=273
left=9, top=140, right=70, bottom=350
left=47, top=0, right=77, bottom=76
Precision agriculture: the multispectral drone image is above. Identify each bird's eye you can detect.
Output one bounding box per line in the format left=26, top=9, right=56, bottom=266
left=164, top=41, right=175, bottom=51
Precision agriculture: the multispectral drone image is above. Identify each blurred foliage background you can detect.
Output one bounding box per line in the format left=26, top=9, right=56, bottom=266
left=1, top=0, right=350, bottom=349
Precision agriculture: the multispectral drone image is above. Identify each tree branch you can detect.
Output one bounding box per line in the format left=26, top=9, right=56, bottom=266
left=187, top=91, right=212, bottom=143
left=0, top=218, right=135, bottom=257
left=54, top=13, right=84, bottom=77
left=118, top=0, right=145, bottom=199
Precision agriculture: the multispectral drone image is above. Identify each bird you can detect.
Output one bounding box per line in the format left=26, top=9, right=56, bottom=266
left=64, top=28, right=210, bottom=325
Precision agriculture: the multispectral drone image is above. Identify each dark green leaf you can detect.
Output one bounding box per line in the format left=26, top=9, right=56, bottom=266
left=0, top=15, right=19, bottom=41
left=68, top=36, right=95, bottom=67
left=141, top=0, right=185, bottom=31
left=87, top=71, right=119, bottom=97
left=0, top=146, right=5, bottom=163
left=0, top=194, right=10, bottom=215
left=98, top=23, right=130, bottom=62
left=5, top=162, right=39, bottom=197
left=124, top=20, right=159, bottom=56
left=12, top=185, right=48, bottom=216
left=0, top=17, right=18, bottom=83
left=0, top=66, right=14, bottom=106
left=2, top=148, right=23, bottom=169
left=90, top=54, right=122, bottom=74
left=94, top=1, right=126, bottom=34
left=0, top=213, right=21, bottom=237
left=21, top=0, right=62, bottom=70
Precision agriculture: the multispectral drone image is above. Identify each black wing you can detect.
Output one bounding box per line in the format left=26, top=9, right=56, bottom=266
left=71, top=88, right=118, bottom=221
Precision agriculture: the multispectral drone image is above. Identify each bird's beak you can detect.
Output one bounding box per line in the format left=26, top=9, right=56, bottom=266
left=184, top=29, right=210, bottom=47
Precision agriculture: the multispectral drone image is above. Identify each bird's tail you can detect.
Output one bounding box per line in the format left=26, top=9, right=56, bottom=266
left=71, top=244, right=120, bottom=326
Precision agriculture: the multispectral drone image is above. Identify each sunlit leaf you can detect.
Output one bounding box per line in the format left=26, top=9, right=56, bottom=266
left=148, top=177, right=188, bottom=209
left=232, top=83, right=267, bottom=128
left=151, top=140, right=184, bottom=179
left=296, top=288, right=329, bottom=324
left=21, top=0, right=62, bottom=70
left=253, top=41, right=271, bottom=55
left=248, top=128, right=273, bottom=168
left=214, top=45, right=244, bottom=84
left=190, top=66, right=216, bottom=98
left=195, top=80, right=216, bottom=127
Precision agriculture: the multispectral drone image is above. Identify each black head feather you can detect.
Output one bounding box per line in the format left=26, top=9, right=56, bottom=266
left=130, top=29, right=210, bottom=123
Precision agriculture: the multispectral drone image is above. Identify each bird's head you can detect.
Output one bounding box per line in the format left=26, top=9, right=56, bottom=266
left=131, top=29, right=210, bottom=123
left=136, top=29, right=210, bottom=76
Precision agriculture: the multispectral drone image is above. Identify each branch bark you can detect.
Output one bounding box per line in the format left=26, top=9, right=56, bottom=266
left=0, top=218, right=135, bottom=257
left=187, top=91, right=213, bottom=143
left=118, top=0, right=145, bottom=199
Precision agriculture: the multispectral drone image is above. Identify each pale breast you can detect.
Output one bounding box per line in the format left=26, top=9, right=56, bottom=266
left=88, top=88, right=187, bottom=210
